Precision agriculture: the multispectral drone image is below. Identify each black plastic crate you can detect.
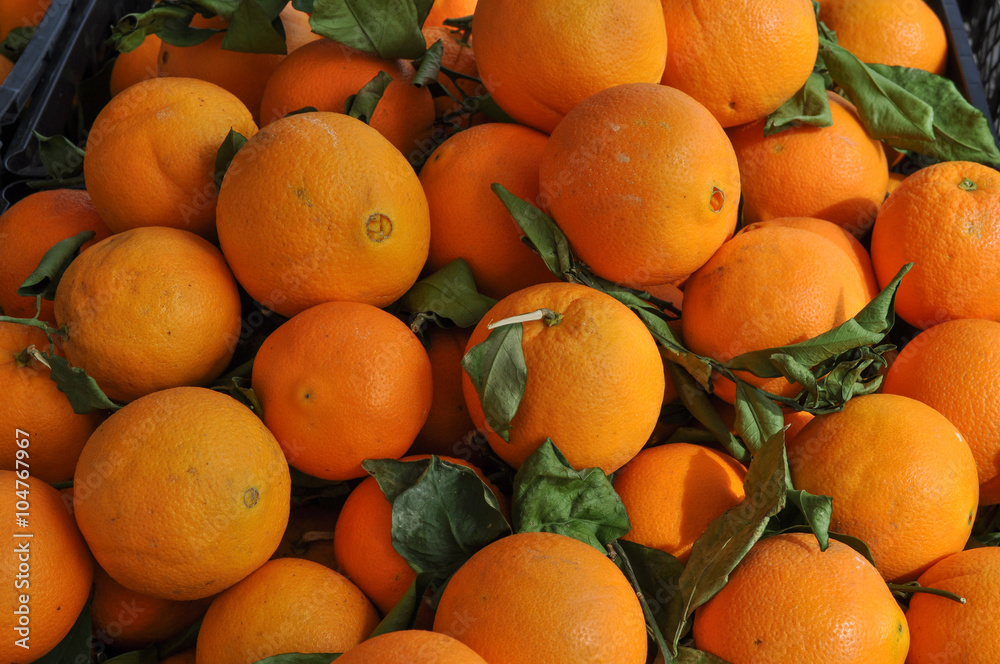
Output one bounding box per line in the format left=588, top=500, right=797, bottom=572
left=960, top=0, right=1000, bottom=135
left=1, top=0, right=147, bottom=181
left=0, top=0, right=74, bottom=127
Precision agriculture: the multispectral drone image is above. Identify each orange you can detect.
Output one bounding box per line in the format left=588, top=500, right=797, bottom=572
left=883, top=318, right=1000, bottom=504
left=83, top=76, right=257, bottom=238
left=871, top=160, right=1000, bottom=329
left=462, top=282, right=664, bottom=473
left=0, top=54, right=13, bottom=84
left=782, top=409, right=814, bottom=447
left=258, top=39, right=435, bottom=159
left=110, top=33, right=161, bottom=96
left=410, top=326, right=477, bottom=456
left=739, top=216, right=880, bottom=299
left=420, top=122, right=556, bottom=299
left=727, top=91, right=889, bottom=237
left=333, top=475, right=416, bottom=614
left=681, top=223, right=872, bottom=403
left=656, top=347, right=681, bottom=408
left=422, top=25, right=483, bottom=125
left=195, top=558, right=379, bottom=664
left=161, top=651, right=196, bottom=664
left=338, top=630, right=490, bottom=664
left=659, top=0, right=817, bottom=128
left=693, top=533, right=909, bottom=663
left=53, top=226, right=242, bottom=403
left=0, top=322, right=102, bottom=483
left=252, top=301, right=433, bottom=480
left=425, top=0, right=477, bottom=27
left=645, top=281, right=684, bottom=312
left=0, top=189, right=111, bottom=323
left=434, top=531, right=646, bottom=663
left=270, top=502, right=339, bottom=570
left=91, top=566, right=212, bottom=651
left=905, top=546, right=1000, bottom=663
left=0, top=471, right=93, bottom=663
left=887, top=170, right=907, bottom=195
left=216, top=111, right=430, bottom=317
left=0, top=0, right=50, bottom=43
left=158, top=5, right=320, bottom=123
left=613, top=443, right=747, bottom=564
left=787, top=393, right=978, bottom=582
left=333, top=454, right=503, bottom=613
left=471, top=0, right=667, bottom=134
left=73, top=387, right=291, bottom=600
left=818, top=0, right=947, bottom=74
left=539, top=83, right=741, bottom=287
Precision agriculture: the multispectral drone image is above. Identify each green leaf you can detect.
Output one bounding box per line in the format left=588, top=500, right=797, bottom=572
left=629, top=308, right=713, bottom=390
left=491, top=183, right=572, bottom=279
left=221, top=0, right=288, bottom=54
left=412, top=38, right=444, bottom=87
left=285, top=105, right=318, bottom=117
left=441, top=15, right=473, bottom=30
left=1, top=26, right=35, bottom=60
left=32, top=597, right=93, bottom=663
left=723, top=264, right=912, bottom=380
left=472, top=93, right=517, bottom=123
left=211, top=376, right=263, bottom=419
left=731, top=382, right=785, bottom=455
left=664, top=430, right=787, bottom=652
left=667, top=362, right=749, bottom=465
left=17, top=231, right=95, bottom=301
left=461, top=321, right=526, bottom=442
left=828, top=531, right=876, bottom=565
left=252, top=654, right=341, bottom=664
left=345, top=71, right=393, bottom=124
left=214, top=128, right=249, bottom=190
left=613, top=540, right=684, bottom=657
left=764, top=72, right=832, bottom=135
left=105, top=649, right=159, bottom=663
left=362, top=458, right=428, bottom=503
left=363, top=456, right=511, bottom=581
left=786, top=489, right=832, bottom=550
left=969, top=532, right=1000, bottom=547
left=864, top=63, right=1000, bottom=165
left=398, top=258, right=497, bottom=329
left=309, top=0, right=428, bottom=59
left=158, top=617, right=203, bottom=658
left=44, top=352, right=121, bottom=414
left=413, top=0, right=435, bottom=27
left=110, top=3, right=216, bottom=53
left=368, top=572, right=435, bottom=637
left=512, top=440, right=630, bottom=550
left=34, top=132, right=86, bottom=182
left=675, top=647, right=734, bottom=664
left=821, top=40, right=936, bottom=144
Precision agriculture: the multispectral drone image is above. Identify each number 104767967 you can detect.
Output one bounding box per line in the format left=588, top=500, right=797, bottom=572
left=14, top=430, right=29, bottom=528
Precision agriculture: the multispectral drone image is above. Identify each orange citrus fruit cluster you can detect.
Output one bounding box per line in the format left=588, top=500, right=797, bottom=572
left=0, top=0, right=997, bottom=662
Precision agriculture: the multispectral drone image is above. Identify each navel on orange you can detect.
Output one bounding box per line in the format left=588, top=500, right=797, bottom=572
left=73, top=387, right=291, bottom=600
left=216, top=111, right=430, bottom=317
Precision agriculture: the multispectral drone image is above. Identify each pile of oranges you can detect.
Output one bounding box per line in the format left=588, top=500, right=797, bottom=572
left=1, top=0, right=999, bottom=662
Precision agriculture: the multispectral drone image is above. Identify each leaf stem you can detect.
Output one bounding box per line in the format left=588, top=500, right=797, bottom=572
left=24, top=346, right=51, bottom=369
left=27, top=176, right=86, bottom=190
left=886, top=582, right=966, bottom=604
left=0, top=315, right=62, bottom=340
left=487, top=308, right=561, bottom=330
